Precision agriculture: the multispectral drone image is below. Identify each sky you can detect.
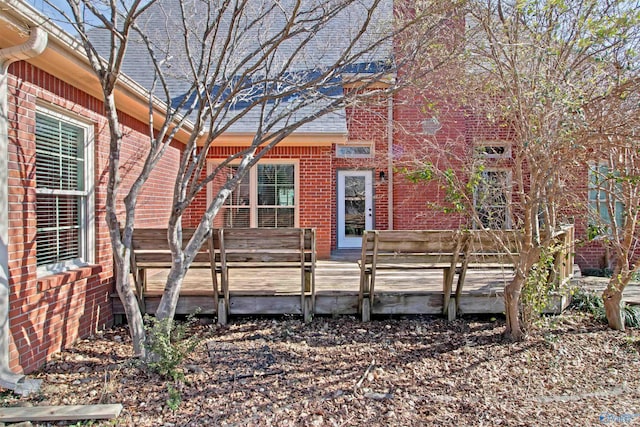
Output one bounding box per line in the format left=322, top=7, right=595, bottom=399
left=27, top=0, right=85, bottom=35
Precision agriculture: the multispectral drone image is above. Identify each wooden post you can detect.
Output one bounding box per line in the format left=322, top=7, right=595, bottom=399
left=208, top=231, right=219, bottom=315
left=305, top=270, right=312, bottom=296
left=361, top=297, right=371, bottom=322
left=308, top=228, right=316, bottom=314
left=299, top=229, right=305, bottom=319
left=358, top=231, right=370, bottom=316
left=442, top=266, right=452, bottom=317
left=219, top=229, right=230, bottom=321
left=217, top=299, right=228, bottom=326
left=303, top=296, right=313, bottom=323
left=136, top=269, right=146, bottom=314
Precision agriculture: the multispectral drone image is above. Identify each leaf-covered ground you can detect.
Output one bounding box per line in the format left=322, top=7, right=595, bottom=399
left=2, top=311, right=640, bottom=427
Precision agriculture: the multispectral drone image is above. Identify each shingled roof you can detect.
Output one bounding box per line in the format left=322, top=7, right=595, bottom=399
left=90, top=0, right=394, bottom=136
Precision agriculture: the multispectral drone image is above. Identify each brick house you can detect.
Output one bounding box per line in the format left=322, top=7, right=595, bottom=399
left=1, top=0, right=610, bottom=384
left=0, top=0, right=186, bottom=380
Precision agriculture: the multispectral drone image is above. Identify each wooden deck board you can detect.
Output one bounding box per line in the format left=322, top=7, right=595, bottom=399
left=143, top=261, right=514, bottom=295
left=0, top=404, right=123, bottom=423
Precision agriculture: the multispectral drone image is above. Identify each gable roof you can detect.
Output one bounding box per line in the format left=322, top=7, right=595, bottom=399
left=90, top=0, right=394, bottom=140
left=2, top=0, right=394, bottom=145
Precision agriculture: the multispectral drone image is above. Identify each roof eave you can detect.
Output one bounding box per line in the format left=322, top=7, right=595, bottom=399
left=0, top=0, right=194, bottom=143
left=209, top=132, right=348, bottom=147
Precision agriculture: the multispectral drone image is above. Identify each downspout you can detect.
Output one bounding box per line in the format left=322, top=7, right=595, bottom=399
left=387, top=93, right=394, bottom=230
left=0, top=26, right=47, bottom=395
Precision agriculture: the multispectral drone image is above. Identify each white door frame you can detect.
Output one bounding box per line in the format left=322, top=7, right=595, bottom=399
left=337, top=170, right=373, bottom=248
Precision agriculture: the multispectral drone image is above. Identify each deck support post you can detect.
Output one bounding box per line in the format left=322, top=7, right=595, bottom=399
left=217, top=299, right=228, bottom=326
left=303, top=296, right=313, bottom=323
left=361, top=298, right=371, bottom=322
left=442, top=266, right=452, bottom=318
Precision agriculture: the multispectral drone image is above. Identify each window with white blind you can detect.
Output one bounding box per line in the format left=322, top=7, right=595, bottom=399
left=211, top=161, right=298, bottom=228
left=35, top=109, right=94, bottom=275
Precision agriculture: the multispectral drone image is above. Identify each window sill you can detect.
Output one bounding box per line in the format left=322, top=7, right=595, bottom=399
left=37, top=264, right=104, bottom=293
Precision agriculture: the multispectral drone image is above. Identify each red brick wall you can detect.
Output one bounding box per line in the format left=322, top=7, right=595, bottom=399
left=185, top=146, right=334, bottom=258
left=391, top=91, right=470, bottom=230
left=6, top=62, right=179, bottom=374
left=298, top=147, right=334, bottom=257
left=390, top=87, right=608, bottom=271
left=334, top=92, right=391, bottom=248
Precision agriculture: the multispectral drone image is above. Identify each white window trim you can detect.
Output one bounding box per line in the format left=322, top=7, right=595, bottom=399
left=474, top=141, right=512, bottom=159
left=207, top=159, right=299, bottom=227
left=473, top=168, right=512, bottom=229
left=35, top=105, right=95, bottom=277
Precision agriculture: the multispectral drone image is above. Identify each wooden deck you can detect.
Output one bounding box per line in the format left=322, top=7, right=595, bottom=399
left=112, top=258, right=576, bottom=319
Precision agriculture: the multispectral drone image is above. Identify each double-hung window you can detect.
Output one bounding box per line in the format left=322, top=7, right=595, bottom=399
left=473, top=169, right=511, bottom=229
left=212, top=161, right=297, bottom=228
left=588, top=162, right=624, bottom=234
left=35, top=108, right=94, bottom=275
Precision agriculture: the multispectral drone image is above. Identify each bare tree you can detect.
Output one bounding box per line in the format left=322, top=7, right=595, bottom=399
left=584, top=76, right=640, bottom=330
left=397, top=0, right=640, bottom=339
left=44, top=0, right=454, bottom=356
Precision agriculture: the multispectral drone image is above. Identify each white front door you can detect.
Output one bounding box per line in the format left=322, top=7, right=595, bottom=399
left=337, top=170, right=373, bottom=248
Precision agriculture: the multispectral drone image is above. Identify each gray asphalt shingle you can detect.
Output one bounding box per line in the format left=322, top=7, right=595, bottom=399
left=90, top=0, right=393, bottom=136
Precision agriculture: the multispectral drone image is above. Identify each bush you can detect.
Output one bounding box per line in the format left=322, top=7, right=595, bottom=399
left=624, top=305, right=640, bottom=328
left=521, top=246, right=558, bottom=331
left=143, top=315, right=203, bottom=411
left=144, top=315, right=201, bottom=381
left=571, top=288, right=606, bottom=322
left=571, top=288, right=640, bottom=327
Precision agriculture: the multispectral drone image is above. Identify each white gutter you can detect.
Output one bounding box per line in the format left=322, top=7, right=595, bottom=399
left=0, top=25, right=47, bottom=396
left=387, top=93, right=394, bottom=230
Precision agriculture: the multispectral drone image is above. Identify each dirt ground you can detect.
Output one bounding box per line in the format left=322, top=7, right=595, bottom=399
left=2, top=309, right=640, bottom=426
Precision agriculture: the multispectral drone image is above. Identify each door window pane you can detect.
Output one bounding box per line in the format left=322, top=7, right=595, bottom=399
left=343, top=175, right=366, bottom=237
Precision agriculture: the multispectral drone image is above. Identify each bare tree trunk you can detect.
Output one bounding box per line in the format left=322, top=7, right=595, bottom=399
left=154, top=221, right=194, bottom=325
left=155, top=265, right=186, bottom=323
left=602, top=272, right=630, bottom=331
left=603, top=287, right=624, bottom=331
left=102, top=90, right=147, bottom=356
left=504, top=273, right=525, bottom=341
left=113, top=254, right=147, bottom=358
left=504, top=245, right=541, bottom=341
